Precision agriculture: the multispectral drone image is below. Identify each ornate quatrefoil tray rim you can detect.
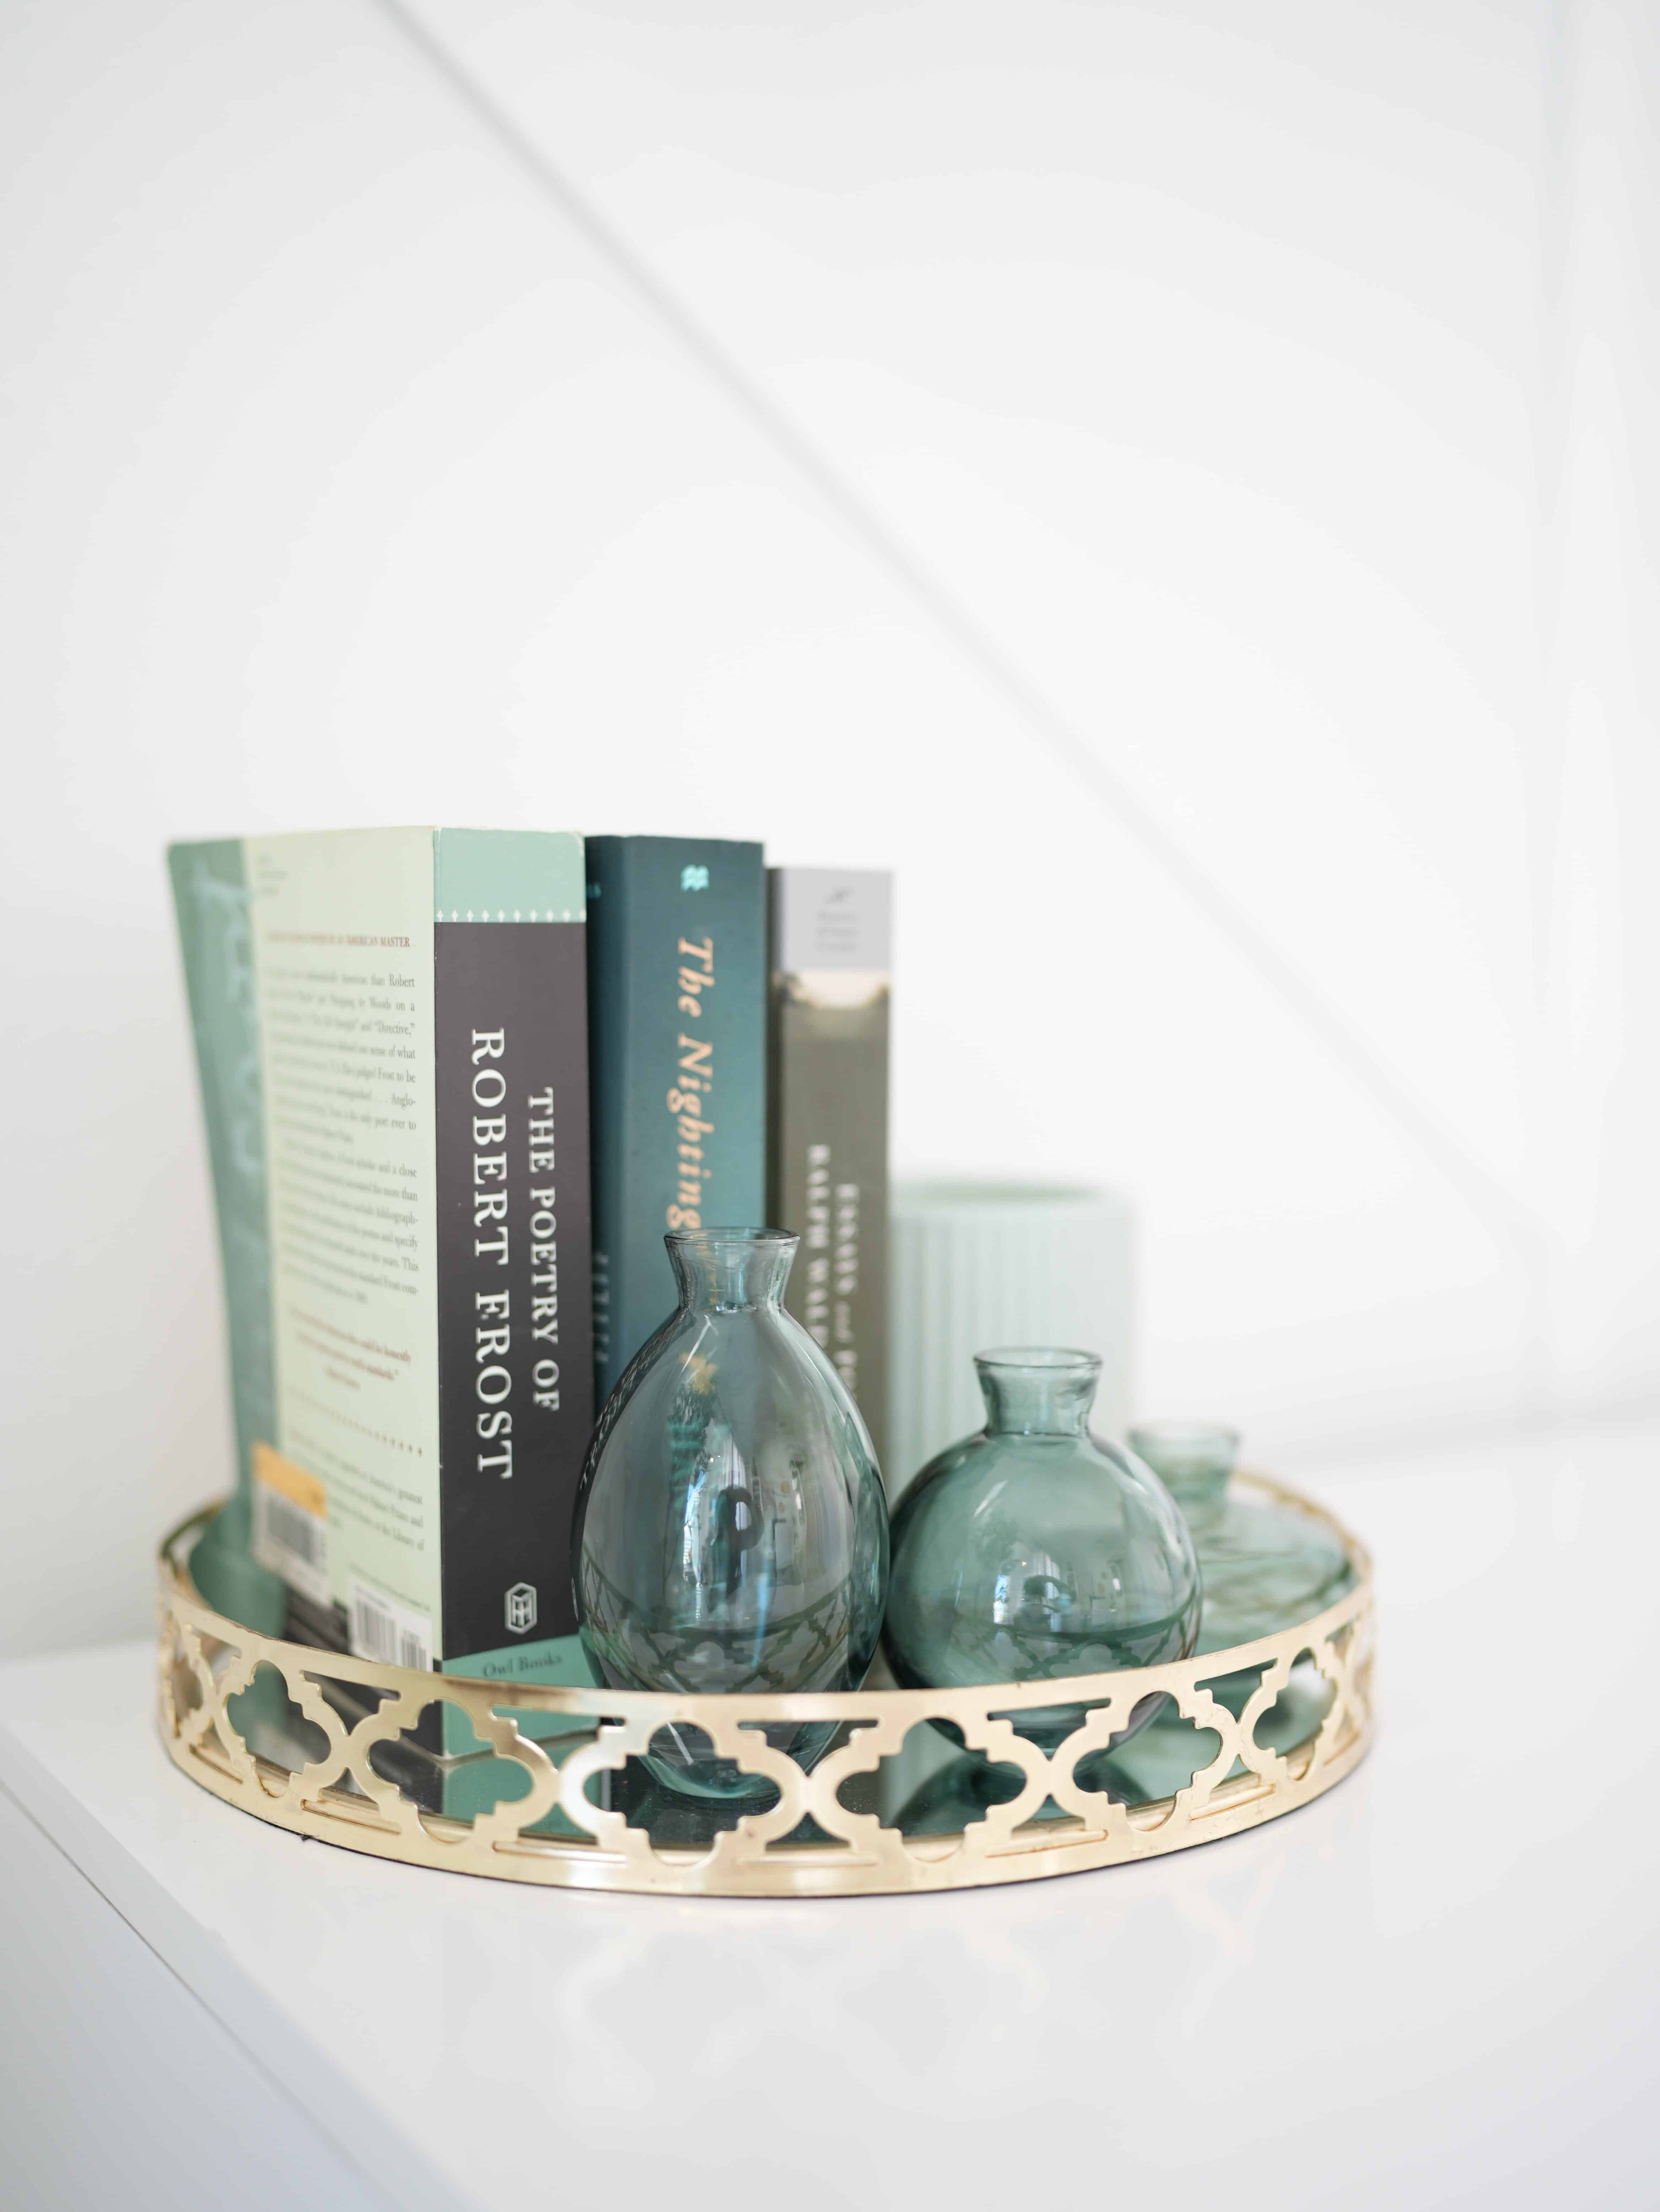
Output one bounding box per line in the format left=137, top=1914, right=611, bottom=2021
left=156, top=1474, right=1374, bottom=1898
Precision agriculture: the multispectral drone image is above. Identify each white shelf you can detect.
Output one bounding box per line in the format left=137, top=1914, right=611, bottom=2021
left=3, top=1417, right=1658, bottom=2211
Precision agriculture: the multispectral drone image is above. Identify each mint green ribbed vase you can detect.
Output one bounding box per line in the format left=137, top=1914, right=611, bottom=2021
left=888, top=1184, right=1133, bottom=1509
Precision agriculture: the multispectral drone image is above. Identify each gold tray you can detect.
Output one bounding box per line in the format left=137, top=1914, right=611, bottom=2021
left=157, top=1475, right=1373, bottom=1897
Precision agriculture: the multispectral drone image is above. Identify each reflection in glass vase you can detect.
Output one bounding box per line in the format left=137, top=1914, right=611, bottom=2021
left=572, top=1228, right=889, bottom=1801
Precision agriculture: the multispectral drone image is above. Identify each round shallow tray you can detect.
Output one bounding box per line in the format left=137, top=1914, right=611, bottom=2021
left=157, top=1475, right=1373, bottom=1897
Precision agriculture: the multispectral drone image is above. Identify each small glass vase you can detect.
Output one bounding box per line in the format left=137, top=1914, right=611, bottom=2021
left=571, top=1228, right=889, bottom=1801
left=882, top=1349, right=1201, bottom=1750
left=1127, top=1420, right=1353, bottom=1658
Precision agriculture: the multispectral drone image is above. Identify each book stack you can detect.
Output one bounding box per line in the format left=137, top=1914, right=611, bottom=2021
left=169, top=828, right=891, bottom=1759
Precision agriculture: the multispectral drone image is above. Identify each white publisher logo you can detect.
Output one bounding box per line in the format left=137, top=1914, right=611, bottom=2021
left=505, top=1582, right=537, bottom=1635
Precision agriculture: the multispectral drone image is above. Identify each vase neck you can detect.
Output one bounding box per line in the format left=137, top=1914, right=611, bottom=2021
left=1127, top=1421, right=1240, bottom=1507
left=976, top=1349, right=1100, bottom=1437
left=667, top=1228, right=797, bottom=1313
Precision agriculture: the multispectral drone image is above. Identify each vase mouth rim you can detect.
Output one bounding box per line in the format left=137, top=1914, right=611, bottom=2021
left=1127, top=1418, right=1243, bottom=1453
left=665, top=1225, right=798, bottom=1249
left=898, top=1181, right=1108, bottom=1207
left=974, top=1346, right=1100, bottom=1375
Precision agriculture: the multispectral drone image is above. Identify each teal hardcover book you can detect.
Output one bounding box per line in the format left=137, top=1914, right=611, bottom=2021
left=586, top=836, right=767, bottom=1403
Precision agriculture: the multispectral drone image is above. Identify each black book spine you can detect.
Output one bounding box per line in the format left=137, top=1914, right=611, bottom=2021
left=434, top=920, right=593, bottom=1664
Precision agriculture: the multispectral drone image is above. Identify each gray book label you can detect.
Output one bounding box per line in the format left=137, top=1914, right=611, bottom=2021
left=772, top=868, right=891, bottom=973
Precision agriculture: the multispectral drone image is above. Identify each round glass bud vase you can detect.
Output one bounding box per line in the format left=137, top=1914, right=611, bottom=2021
left=882, top=1349, right=1201, bottom=1750
left=571, top=1228, right=889, bottom=1801
left=1127, top=1420, right=1353, bottom=1657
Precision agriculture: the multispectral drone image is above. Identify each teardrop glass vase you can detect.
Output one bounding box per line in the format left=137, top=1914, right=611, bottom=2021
left=571, top=1228, right=889, bottom=1801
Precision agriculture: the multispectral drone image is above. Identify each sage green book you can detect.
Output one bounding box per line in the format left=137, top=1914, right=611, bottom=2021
left=767, top=868, right=891, bottom=1468
left=167, top=828, right=594, bottom=1732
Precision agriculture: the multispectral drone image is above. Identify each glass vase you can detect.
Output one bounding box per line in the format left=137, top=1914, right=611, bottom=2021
left=1127, top=1420, right=1353, bottom=1656
left=882, top=1349, right=1201, bottom=1751
left=571, top=1227, right=889, bottom=1801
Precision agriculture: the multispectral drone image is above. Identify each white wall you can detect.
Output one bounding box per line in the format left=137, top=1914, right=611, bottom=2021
left=1, top=0, right=1655, bottom=1661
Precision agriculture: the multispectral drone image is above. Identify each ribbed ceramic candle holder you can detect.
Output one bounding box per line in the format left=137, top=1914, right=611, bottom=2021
left=887, top=1182, right=1134, bottom=1502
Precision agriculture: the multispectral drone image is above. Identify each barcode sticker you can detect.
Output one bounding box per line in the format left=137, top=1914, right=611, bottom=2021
left=252, top=1444, right=331, bottom=1606
left=348, top=1578, right=433, bottom=1674
left=266, top=1493, right=325, bottom=1565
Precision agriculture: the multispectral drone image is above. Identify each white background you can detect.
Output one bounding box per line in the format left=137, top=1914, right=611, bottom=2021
left=2, top=0, right=1656, bottom=1661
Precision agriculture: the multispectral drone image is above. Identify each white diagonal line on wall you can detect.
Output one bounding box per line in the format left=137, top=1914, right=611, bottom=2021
left=369, top=0, right=1546, bottom=1271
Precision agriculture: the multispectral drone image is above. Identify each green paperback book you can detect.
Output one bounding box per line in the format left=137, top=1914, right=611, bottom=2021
left=586, top=836, right=767, bottom=1403
left=168, top=828, right=595, bottom=1735
left=767, top=868, right=891, bottom=1468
